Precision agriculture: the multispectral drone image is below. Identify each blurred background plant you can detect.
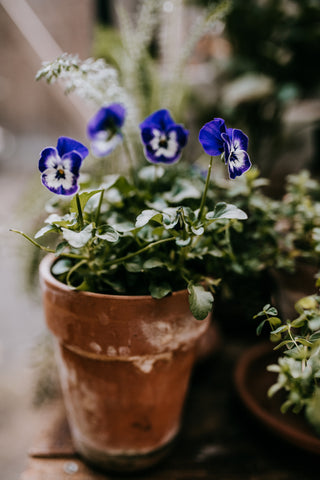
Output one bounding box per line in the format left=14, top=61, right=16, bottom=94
left=255, top=295, right=320, bottom=436
left=185, top=0, right=320, bottom=190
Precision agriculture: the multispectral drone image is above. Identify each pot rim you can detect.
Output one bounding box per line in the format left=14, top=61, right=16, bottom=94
left=40, top=254, right=190, bottom=302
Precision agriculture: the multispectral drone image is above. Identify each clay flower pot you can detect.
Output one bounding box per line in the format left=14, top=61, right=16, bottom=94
left=39, top=255, right=209, bottom=472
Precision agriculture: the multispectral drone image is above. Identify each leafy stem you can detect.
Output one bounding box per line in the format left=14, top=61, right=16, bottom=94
left=95, top=189, right=104, bottom=227
left=198, top=156, right=213, bottom=219
left=10, top=229, right=89, bottom=260
left=76, top=193, right=84, bottom=229
left=225, top=223, right=236, bottom=261
left=66, top=259, right=88, bottom=287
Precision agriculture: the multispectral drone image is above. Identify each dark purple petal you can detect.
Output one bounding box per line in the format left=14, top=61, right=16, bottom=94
left=231, top=128, right=249, bottom=152
left=167, top=125, right=189, bottom=148
left=139, top=109, right=175, bottom=133
left=61, top=151, right=83, bottom=175
left=38, top=147, right=59, bottom=173
left=140, top=127, right=155, bottom=145
left=228, top=150, right=252, bottom=179
left=56, top=137, right=89, bottom=160
left=198, top=118, right=226, bottom=156
left=143, top=144, right=181, bottom=165
left=87, top=104, right=126, bottom=140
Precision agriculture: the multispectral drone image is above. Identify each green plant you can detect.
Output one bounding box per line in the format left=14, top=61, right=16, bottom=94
left=255, top=296, right=320, bottom=435
left=274, top=170, right=320, bottom=272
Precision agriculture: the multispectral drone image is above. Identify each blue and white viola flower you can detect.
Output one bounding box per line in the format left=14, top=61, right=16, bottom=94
left=38, top=137, right=89, bottom=195
left=87, top=103, right=126, bottom=157
left=199, top=118, right=251, bottom=179
left=139, top=109, right=188, bottom=165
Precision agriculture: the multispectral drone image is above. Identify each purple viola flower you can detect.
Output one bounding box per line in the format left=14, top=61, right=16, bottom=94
left=139, top=109, right=188, bottom=165
left=39, top=137, right=88, bottom=195
left=199, top=118, right=251, bottom=179
left=87, top=104, right=126, bottom=157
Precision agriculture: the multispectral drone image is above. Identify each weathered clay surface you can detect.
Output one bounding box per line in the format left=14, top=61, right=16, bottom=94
left=39, top=255, right=210, bottom=469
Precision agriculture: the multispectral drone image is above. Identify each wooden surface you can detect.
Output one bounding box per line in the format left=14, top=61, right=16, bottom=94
left=20, top=339, right=320, bottom=480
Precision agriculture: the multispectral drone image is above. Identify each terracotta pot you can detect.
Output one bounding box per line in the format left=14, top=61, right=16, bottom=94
left=39, top=255, right=209, bottom=472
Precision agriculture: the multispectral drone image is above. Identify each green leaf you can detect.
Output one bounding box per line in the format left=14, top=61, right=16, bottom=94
left=138, top=165, right=165, bottom=181
left=296, top=337, right=313, bottom=347
left=62, top=224, right=93, bottom=248
left=206, top=248, right=223, bottom=258
left=271, top=324, right=287, bottom=335
left=70, top=190, right=102, bottom=214
left=124, top=260, right=143, bottom=272
left=191, top=225, right=204, bottom=236
left=268, top=383, right=283, bottom=397
left=188, top=283, right=214, bottom=320
left=143, top=258, right=165, bottom=269
left=149, top=282, right=172, bottom=299
left=51, top=258, right=73, bottom=276
left=268, top=317, right=282, bottom=328
left=164, top=179, right=201, bottom=203
left=162, top=208, right=180, bottom=229
left=34, top=224, right=57, bottom=239
left=55, top=241, right=68, bottom=255
left=266, top=306, right=278, bottom=316
left=100, top=174, right=120, bottom=190
left=295, top=295, right=318, bottom=313
left=273, top=340, right=292, bottom=350
left=175, top=237, right=191, bottom=247
left=45, top=212, right=77, bottom=227
left=96, top=225, right=119, bottom=243
left=206, top=202, right=248, bottom=220
left=135, top=209, right=162, bottom=228
left=256, top=320, right=266, bottom=336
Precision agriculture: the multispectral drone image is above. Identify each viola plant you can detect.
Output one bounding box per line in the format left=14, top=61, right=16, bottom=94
left=139, top=109, right=189, bottom=165
left=199, top=118, right=252, bottom=180
left=87, top=103, right=126, bottom=158
left=39, top=137, right=89, bottom=195
left=12, top=106, right=251, bottom=321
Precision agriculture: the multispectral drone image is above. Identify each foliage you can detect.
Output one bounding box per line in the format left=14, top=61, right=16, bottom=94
left=274, top=170, right=320, bottom=272
left=11, top=0, right=257, bottom=321
left=255, top=295, right=320, bottom=435
left=12, top=105, right=251, bottom=321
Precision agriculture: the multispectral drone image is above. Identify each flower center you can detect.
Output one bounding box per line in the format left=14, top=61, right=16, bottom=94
left=56, top=167, right=66, bottom=179
left=159, top=137, right=168, bottom=149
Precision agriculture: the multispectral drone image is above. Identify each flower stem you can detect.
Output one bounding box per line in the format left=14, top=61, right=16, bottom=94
left=95, top=189, right=104, bottom=227
left=66, top=259, right=87, bottom=287
left=123, top=134, right=136, bottom=178
left=76, top=193, right=84, bottom=229
left=198, top=156, right=213, bottom=219
left=104, top=237, right=176, bottom=268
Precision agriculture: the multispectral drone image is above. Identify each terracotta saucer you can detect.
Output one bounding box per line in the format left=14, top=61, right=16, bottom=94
left=234, top=342, right=320, bottom=455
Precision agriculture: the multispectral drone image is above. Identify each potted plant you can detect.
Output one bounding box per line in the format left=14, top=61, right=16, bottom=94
left=270, top=170, right=320, bottom=319
left=12, top=96, right=252, bottom=471
left=254, top=294, right=320, bottom=438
